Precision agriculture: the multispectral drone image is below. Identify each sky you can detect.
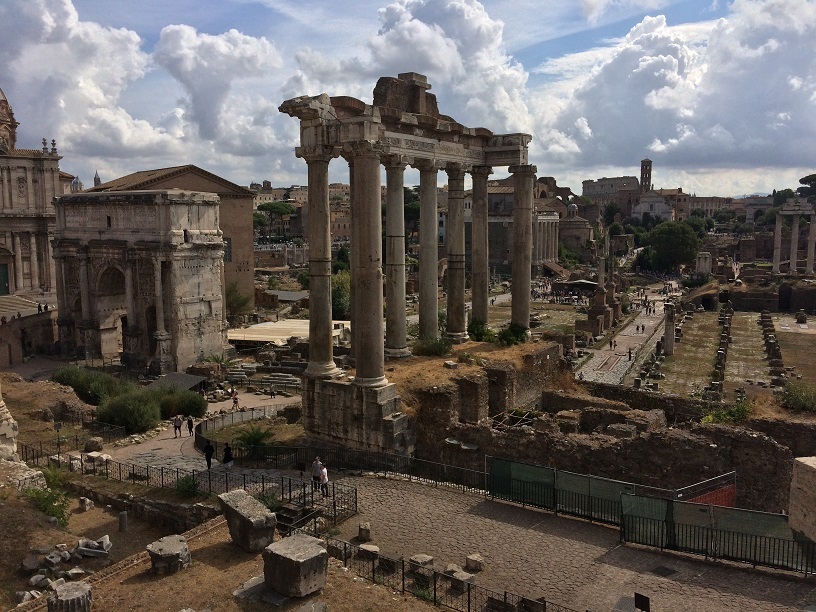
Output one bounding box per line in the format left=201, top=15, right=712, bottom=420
left=1, top=0, right=814, bottom=198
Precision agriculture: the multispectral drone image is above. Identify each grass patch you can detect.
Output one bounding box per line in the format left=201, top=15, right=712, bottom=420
left=412, top=336, right=453, bottom=356
left=497, top=323, right=528, bottom=346
left=781, top=382, right=816, bottom=413
left=702, top=398, right=753, bottom=424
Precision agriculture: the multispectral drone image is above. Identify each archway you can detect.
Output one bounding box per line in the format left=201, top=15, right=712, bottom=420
left=96, top=266, right=127, bottom=361
left=779, top=282, right=793, bottom=312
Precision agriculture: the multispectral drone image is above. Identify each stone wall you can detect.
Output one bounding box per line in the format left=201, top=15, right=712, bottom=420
left=789, top=457, right=816, bottom=541
left=0, top=311, right=58, bottom=368
left=747, top=418, right=816, bottom=458
left=68, top=481, right=221, bottom=533
left=582, top=381, right=713, bottom=422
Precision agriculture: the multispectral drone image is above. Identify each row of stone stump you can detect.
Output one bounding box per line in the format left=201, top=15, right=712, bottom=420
left=758, top=310, right=794, bottom=388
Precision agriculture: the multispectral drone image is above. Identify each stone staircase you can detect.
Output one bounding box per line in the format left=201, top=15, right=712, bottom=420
left=0, top=295, right=41, bottom=321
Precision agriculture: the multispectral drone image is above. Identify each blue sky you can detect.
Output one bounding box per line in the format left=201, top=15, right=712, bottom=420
left=1, top=0, right=814, bottom=197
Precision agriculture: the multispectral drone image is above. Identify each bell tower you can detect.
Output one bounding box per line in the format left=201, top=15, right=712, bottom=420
left=640, top=158, right=652, bottom=193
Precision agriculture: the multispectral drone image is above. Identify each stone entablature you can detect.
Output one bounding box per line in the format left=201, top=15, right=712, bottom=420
left=53, top=189, right=226, bottom=373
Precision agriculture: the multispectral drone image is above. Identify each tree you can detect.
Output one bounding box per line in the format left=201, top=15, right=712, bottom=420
left=773, top=188, right=796, bottom=207
left=253, top=211, right=268, bottom=234
left=690, top=208, right=706, bottom=218
left=608, top=222, right=624, bottom=236
left=332, top=246, right=350, bottom=274
left=296, top=269, right=310, bottom=290
left=603, top=203, right=622, bottom=226
left=646, top=222, right=699, bottom=272
left=797, top=174, right=816, bottom=202
left=225, top=281, right=252, bottom=322
left=331, top=270, right=350, bottom=319
left=258, top=201, right=296, bottom=236
left=683, top=215, right=707, bottom=239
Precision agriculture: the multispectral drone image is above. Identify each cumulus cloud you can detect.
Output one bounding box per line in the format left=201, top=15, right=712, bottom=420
left=153, top=26, right=282, bottom=140
left=581, top=0, right=667, bottom=25
left=542, top=0, right=816, bottom=180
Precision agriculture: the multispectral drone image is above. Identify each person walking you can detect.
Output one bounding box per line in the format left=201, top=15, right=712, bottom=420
left=320, top=463, right=329, bottom=497
left=232, top=390, right=239, bottom=410
left=186, top=416, right=194, bottom=437
left=311, top=457, right=322, bottom=492
left=222, top=443, right=234, bottom=470
left=173, top=414, right=182, bottom=438
left=204, top=441, right=215, bottom=470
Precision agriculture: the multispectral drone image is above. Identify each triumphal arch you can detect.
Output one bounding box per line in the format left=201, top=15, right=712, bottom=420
left=52, top=189, right=226, bottom=373
left=280, top=73, right=535, bottom=454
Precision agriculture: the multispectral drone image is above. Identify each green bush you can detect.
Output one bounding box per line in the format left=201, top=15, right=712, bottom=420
left=154, top=388, right=207, bottom=419
left=234, top=423, right=275, bottom=460
left=702, top=398, right=753, bottom=424
left=467, top=320, right=497, bottom=342
left=781, top=382, right=816, bottom=413
left=52, top=366, right=136, bottom=406
left=497, top=323, right=528, bottom=346
left=412, top=336, right=453, bottom=356
left=256, top=491, right=284, bottom=512
left=97, top=390, right=161, bottom=433
left=176, top=475, right=200, bottom=498
left=23, top=486, right=69, bottom=527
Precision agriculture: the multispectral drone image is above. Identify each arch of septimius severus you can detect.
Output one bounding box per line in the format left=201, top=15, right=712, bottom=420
left=280, top=73, right=537, bottom=453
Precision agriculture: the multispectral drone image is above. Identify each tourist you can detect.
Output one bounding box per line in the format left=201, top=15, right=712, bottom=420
left=173, top=414, right=182, bottom=438
left=628, top=347, right=632, bottom=361
left=37, top=303, right=42, bottom=313
left=232, top=391, right=239, bottom=410
left=609, top=338, right=613, bottom=350
left=204, top=441, right=215, bottom=470
left=222, top=443, right=234, bottom=469
left=43, top=303, right=48, bottom=311
left=186, top=416, right=194, bottom=437
left=270, top=386, right=276, bottom=399
left=311, top=456, right=322, bottom=491
left=320, top=463, right=329, bottom=497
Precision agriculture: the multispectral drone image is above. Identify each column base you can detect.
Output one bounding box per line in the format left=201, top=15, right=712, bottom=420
left=352, top=375, right=389, bottom=388
left=445, top=331, right=469, bottom=344
left=385, top=346, right=412, bottom=359
left=304, top=361, right=343, bottom=379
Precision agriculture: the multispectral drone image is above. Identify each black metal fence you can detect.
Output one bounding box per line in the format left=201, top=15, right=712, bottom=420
left=21, top=421, right=127, bottom=458
left=16, top=441, right=357, bottom=532
left=315, top=534, right=584, bottom=612
left=620, top=494, right=816, bottom=574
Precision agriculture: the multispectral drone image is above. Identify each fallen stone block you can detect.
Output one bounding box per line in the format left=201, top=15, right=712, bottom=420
left=409, top=554, right=433, bottom=572
left=465, top=553, right=484, bottom=572
left=263, top=533, right=327, bottom=598
left=357, top=522, right=372, bottom=543
left=21, top=553, right=42, bottom=572
left=146, top=535, right=191, bottom=575
left=358, top=544, right=379, bottom=560
left=218, top=489, right=277, bottom=553
left=44, top=552, right=62, bottom=569
left=47, top=580, right=92, bottom=612
left=450, top=570, right=475, bottom=592
left=444, top=563, right=462, bottom=576
left=79, top=497, right=94, bottom=512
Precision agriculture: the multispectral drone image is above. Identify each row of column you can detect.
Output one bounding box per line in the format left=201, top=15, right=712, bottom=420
left=300, top=141, right=536, bottom=388
left=773, top=214, right=816, bottom=275
left=8, top=231, right=51, bottom=292
left=534, top=218, right=558, bottom=263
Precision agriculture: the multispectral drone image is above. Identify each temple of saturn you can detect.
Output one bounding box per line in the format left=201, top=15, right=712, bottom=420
left=52, top=189, right=226, bottom=374
left=279, top=73, right=536, bottom=453
left=772, top=198, right=816, bottom=275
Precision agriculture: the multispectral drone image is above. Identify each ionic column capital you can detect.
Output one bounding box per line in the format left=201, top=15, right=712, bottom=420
left=296, top=145, right=340, bottom=163
left=509, top=164, right=538, bottom=176
left=343, top=140, right=387, bottom=160
left=382, top=154, right=413, bottom=169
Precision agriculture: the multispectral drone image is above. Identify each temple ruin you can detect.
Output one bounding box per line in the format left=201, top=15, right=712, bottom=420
left=772, top=198, right=816, bottom=274
left=279, top=73, right=536, bottom=453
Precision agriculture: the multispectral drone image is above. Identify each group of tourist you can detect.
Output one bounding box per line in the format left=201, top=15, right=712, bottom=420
left=311, top=456, right=330, bottom=497
left=172, top=414, right=194, bottom=438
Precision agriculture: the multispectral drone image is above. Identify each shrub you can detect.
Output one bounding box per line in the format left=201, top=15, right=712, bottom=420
left=97, top=390, right=161, bottom=433
left=52, top=366, right=136, bottom=406
left=701, top=398, right=753, bottom=424
left=412, top=336, right=452, bottom=356
left=154, top=388, right=207, bottom=419
left=23, top=486, right=69, bottom=527
left=256, top=491, right=284, bottom=512
left=497, top=323, right=528, bottom=346
left=467, top=320, right=497, bottom=342
left=781, top=382, right=816, bottom=413
left=176, top=475, right=200, bottom=498
left=176, top=390, right=207, bottom=418
left=234, top=423, right=275, bottom=460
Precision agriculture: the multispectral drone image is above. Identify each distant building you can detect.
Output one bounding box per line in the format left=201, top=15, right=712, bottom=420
left=0, top=87, right=73, bottom=298
left=582, top=176, right=639, bottom=206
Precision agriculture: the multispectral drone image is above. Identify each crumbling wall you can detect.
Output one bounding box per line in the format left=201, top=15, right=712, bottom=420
left=582, top=381, right=713, bottom=422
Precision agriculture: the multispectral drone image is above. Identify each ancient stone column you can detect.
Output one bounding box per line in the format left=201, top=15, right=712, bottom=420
left=510, top=164, right=536, bottom=330
left=124, top=252, right=137, bottom=326
left=301, top=145, right=341, bottom=378
left=29, top=233, right=39, bottom=290
left=12, top=232, right=23, bottom=292
left=44, top=231, right=55, bottom=292
left=345, top=156, right=357, bottom=359
left=78, top=250, right=91, bottom=321
left=807, top=215, right=816, bottom=275
left=47, top=581, right=92, bottom=612
left=773, top=214, right=782, bottom=274
left=790, top=214, right=800, bottom=274
left=415, top=159, right=439, bottom=340
left=470, top=166, right=491, bottom=325
left=347, top=141, right=387, bottom=387
left=153, top=258, right=165, bottom=333
left=384, top=155, right=411, bottom=357
left=664, top=303, right=675, bottom=356
left=445, top=163, right=468, bottom=343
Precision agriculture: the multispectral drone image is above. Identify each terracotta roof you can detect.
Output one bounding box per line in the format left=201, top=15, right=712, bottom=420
left=488, top=186, right=514, bottom=194
left=86, top=164, right=254, bottom=196
left=59, top=171, right=75, bottom=180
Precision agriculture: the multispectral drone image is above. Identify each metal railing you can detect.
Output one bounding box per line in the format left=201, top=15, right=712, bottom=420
left=314, top=533, right=584, bottom=612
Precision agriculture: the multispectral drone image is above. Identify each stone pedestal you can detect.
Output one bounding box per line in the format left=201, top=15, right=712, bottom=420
left=47, top=581, right=91, bottom=612
left=219, top=489, right=277, bottom=552
left=146, top=535, right=191, bottom=574
left=789, top=457, right=816, bottom=542
left=149, top=331, right=175, bottom=375
left=263, top=534, right=327, bottom=598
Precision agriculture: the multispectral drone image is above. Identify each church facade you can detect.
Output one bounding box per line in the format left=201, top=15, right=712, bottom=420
left=0, top=87, right=73, bottom=298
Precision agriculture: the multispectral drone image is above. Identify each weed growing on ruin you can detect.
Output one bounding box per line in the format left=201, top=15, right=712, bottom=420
left=497, top=323, right=528, bottom=346
left=467, top=320, right=497, bottom=342
left=176, top=475, right=200, bottom=498
left=412, top=337, right=452, bottom=356
left=256, top=491, right=284, bottom=512
left=781, top=382, right=816, bottom=413
left=23, top=485, right=69, bottom=527
left=701, top=398, right=753, bottom=424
